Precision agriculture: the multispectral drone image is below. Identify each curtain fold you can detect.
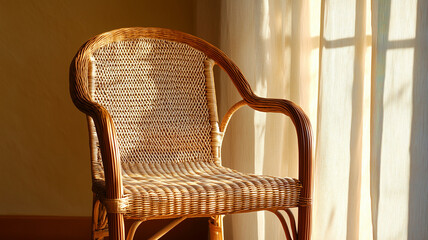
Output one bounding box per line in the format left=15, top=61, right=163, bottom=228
left=218, top=0, right=428, bottom=239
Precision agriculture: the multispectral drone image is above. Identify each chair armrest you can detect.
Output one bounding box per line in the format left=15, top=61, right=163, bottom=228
left=220, top=100, right=247, bottom=133
left=218, top=94, right=313, bottom=205
left=70, top=57, right=123, bottom=201
left=214, top=55, right=313, bottom=203
left=245, top=96, right=313, bottom=205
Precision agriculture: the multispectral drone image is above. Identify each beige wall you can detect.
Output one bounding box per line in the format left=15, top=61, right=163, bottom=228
left=0, top=0, right=200, bottom=217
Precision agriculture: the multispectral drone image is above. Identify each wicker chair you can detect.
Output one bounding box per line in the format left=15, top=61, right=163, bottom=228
left=69, top=27, right=313, bottom=240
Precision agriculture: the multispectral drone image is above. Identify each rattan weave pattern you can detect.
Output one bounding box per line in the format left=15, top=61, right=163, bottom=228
left=92, top=161, right=301, bottom=219
left=88, top=38, right=302, bottom=219
left=90, top=38, right=213, bottom=165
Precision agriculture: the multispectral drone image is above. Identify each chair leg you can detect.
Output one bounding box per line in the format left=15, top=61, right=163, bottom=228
left=92, top=195, right=109, bottom=240
left=209, top=215, right=223, bottom=240
left=284, top=209, right=298, bottom=239
left=107, top=213, right=126, bottom=240
left=126, top=220, right=143, bottom=240
left=270, top=210, right=293, bottom=240
left=297, top=206, right=311, bottom=240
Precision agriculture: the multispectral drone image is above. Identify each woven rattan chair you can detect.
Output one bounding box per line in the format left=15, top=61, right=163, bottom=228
left=69, top=27, right=313, bottom=240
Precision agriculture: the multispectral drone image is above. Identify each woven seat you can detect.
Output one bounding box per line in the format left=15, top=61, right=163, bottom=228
left=93, top=162, right=301, bottom=219
left=70, top=27, right=313, bottom=240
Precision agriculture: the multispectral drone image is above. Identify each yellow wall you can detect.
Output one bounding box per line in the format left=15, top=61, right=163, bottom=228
left=0, top=0, right=200, bottom=216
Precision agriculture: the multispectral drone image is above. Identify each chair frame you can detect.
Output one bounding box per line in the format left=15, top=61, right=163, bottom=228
left=70, top=27, right=313, bottom=240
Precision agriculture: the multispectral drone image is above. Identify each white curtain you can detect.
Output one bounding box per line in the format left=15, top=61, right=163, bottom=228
left=218, top=0, right=428, bottom=239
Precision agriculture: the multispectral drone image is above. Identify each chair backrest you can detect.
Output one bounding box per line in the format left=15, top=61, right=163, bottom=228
left=71, top=29, right=223, bottom=177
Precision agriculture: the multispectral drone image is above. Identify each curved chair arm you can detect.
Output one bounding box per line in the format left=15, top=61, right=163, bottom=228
left=244, top=95, right=313, bottom=240
left=220, top=100, right=247, bottom=133
left=207, top=45, right=312, bottom=196
left=217, top=92, right=313, bottom=239
left=213, top=52, right=312, bottom=193
left=244, top=96, right=313, bottom=195
left=216, top=49, right=313, bottom=238
left=70, top=55, right=123, bottom=203
left=219, top=96, right=313, bottom=197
